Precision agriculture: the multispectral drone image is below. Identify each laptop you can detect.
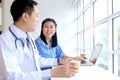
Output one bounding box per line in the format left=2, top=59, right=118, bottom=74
left=80, top=43, right=103, bottom=66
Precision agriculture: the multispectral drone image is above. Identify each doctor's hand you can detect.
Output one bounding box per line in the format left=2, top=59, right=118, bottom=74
left=51, top=61, right=79, bottom=77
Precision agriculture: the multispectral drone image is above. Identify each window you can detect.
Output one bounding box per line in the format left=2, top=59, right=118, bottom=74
left=77, top=0, right=120, bottom=77
left=113, top=17, right=120, bottom=76
left=113, top=0, right=120, bottom=13
left=84, top=29, right=93, bottom=58
left=84, top=8, right=91, bottom=27
left=84, top=0, right=90, bottom=7
left=94, top=22, right=109, bottom=70
left=94, top=0, right=107, bottom=22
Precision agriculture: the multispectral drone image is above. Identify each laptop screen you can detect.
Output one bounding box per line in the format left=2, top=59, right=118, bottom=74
left=90, top=43, right=103, bottom=64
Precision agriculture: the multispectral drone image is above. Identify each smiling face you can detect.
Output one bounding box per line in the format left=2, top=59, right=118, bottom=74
left=42, top=21, right=56, bottom=40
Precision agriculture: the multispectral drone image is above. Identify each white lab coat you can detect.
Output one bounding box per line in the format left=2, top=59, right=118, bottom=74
left=0, top=24, right=58, bottom=80
left=0, top=47, right=7, bottom=80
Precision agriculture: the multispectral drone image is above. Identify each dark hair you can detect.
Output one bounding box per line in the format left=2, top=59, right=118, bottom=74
left=10, top=0, right=38, bottom=21
left=40, top=18, right=58, bottom=47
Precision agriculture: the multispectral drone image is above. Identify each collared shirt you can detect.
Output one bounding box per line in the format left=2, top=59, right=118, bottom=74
left=0, top=24, right=58, bottom=80
left=35, top=37, right=64, bottom=58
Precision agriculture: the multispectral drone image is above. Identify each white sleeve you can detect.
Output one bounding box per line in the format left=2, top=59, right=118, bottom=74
left=38, top=54, right=58, bottom=68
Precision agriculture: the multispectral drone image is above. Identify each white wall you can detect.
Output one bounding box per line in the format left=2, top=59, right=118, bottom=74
left=2, top=0, right=13, bottom=31
left=35, top=0, right=78, bottom=56
left=2, top=0, right=78, bottom=56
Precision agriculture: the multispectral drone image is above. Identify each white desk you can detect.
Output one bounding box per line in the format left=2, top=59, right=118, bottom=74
left=51, top=66, right=120, bottom=80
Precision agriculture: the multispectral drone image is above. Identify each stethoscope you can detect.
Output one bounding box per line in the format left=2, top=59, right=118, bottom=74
left=9, top=27, right=40, bottom=70
left=9, top=27, right=36, bottom=49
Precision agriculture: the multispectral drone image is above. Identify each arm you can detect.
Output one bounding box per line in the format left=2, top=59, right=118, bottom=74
left=56, top=45, right=85, bottom=64
left=56, top=45, right=73, bottom=64
left=58, top=55, right=86, bottom=64
left=38, top=55, right=58, bottom=68
left=58, top=55, right=73, bottom=64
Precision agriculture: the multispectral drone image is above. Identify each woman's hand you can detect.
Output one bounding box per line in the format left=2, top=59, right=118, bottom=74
left=59, top=56, right=73, bottom=64
left=73, top=56, right=86, bottom=62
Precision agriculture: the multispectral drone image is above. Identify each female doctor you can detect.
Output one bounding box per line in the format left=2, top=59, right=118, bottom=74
left=0, top=0, right=79, bottom=80
left=35, top=18, right=85, bottom=68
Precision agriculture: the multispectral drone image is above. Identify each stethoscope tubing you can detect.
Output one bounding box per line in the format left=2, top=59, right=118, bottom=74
left=9, top=27, right=36, bottom=49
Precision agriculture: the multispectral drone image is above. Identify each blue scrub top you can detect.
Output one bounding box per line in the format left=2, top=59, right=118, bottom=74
left=35, top=37, right=64, bottom=59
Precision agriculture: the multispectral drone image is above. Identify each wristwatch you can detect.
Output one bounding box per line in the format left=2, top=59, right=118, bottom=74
left=57, top=59, right=60, bottom=64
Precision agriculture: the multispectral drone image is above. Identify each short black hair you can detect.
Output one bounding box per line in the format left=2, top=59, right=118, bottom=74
left=40, top=18, right=58, bottom=47
left=10, top=0, right=38, bottom=21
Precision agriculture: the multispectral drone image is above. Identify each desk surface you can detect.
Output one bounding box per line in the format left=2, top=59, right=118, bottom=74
left=51, top=66, right=120, bottom=80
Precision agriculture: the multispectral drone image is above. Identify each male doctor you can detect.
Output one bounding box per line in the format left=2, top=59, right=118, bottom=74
left=0, top=0, right=79, bottom=80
